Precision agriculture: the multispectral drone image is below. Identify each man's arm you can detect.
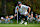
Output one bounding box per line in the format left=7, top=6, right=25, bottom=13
left=27, top=7, right=31, bottom=16
left=23, top=5, right=31, bottom=13
left=14, top=6, right=19, bottom=17
left=23, top=5, right=31, bottom=16
left=15, top=7, right=17, bottom=14
left=28, top=7, right=31, bottom=13
left=14, top=7, right=17, bottom=17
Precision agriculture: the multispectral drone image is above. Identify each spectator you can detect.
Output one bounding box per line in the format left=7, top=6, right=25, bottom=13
left=27, top=15, right=31, bottom=20
left=37, top=15, right=40, bottom=23
left=35, top=14, right=38, bottom=21
left=5, top=16, right=10, bottom=24
left=27, top=15, right=31, bottom=24
left=9, top=15, right=14, bottom=24
left=0, top=20, right=1, bottom=24
left=1, top=17, right=5, bottom=24
left=29, top=12, right=35, bottom=24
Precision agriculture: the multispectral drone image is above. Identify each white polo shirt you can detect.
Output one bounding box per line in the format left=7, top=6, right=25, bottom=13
left=15, top=5, right=29, bottom=15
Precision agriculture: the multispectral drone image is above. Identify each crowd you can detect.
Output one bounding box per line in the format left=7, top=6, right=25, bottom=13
left=0, top=12, right=40, bottom=24
left=0, top=15, right=14, bottom=24
left=27, top=12, right=40, bottom=24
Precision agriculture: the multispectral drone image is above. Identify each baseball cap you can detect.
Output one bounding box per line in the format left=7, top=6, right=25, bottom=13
left=18, top=1, right=22, bottom=4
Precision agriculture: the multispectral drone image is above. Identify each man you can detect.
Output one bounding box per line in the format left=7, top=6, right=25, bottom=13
left=27, top=15, right=31, bottom=24
left=0, top=19, right=1, bottom=23
left=37, top=15, right=40, bottom=23
left=35, top=14, right=38, bottom=21
left=9, top=15, right=14, bottom=24
left=5, top=16, right=10, bottom=24
left=14, top=1, right=31, bottom=24
left=1, top=17, right=5, bottom=24
left=29, top=12, right=35, bottom=24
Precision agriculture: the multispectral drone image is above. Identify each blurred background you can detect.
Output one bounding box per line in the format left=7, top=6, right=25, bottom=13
left=0, top=0, right=40, bottom=16
left=0, top=0, right=40, bottom=24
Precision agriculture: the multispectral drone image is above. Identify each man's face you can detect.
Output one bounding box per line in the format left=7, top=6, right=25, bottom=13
left=18, top=4, right=21, bottom=7
left=6, top=16, right=8, bottom=19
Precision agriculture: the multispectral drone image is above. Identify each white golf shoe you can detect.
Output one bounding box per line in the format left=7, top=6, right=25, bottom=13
left=24, top=22, right=27, bottom=25
left=19, top=20, right=24, bottom=24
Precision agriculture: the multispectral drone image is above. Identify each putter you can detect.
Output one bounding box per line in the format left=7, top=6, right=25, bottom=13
left=17, top=8, right=18, bottom=24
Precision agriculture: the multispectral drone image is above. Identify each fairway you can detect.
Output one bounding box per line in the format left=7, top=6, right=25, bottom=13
left=0, top=24, right=40, bottom=27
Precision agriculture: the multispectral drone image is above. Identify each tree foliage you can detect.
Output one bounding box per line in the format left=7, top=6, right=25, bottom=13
left=0, top=0, right=40, bottom=16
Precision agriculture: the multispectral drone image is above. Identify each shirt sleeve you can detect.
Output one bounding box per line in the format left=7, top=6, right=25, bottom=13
left=23, top=5, right=29, bottom=10
left=15, top=6, right=19, bottom=14
left=15, top=7, right=17, bottom=14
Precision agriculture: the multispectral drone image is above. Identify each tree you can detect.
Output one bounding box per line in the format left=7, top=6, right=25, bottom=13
left=2, top=0, right=7, bottom=15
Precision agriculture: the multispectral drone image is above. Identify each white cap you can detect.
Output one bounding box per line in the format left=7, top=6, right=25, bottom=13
left=1, top=17, right=4, bottom=19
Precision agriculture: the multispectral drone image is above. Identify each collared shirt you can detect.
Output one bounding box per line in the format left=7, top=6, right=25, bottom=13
left=5, top=18, right=10, bottom=22
left=15, top=5, right=29, bottom=15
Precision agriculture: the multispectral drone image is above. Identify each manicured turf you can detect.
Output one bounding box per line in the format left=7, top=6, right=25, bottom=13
left=0, top=24, right=40, bottom=27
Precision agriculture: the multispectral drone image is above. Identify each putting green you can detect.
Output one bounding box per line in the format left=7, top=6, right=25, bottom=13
left=0, top=24, right=40, bottom=27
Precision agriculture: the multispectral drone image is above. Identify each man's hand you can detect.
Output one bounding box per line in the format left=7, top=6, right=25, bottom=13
left=24, top=13, right=29, bottom=16
left=14, top=14, right=17, bottom=17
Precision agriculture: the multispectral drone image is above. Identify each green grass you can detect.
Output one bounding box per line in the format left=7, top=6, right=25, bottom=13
left=0, top=24, right=40, bottom=27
